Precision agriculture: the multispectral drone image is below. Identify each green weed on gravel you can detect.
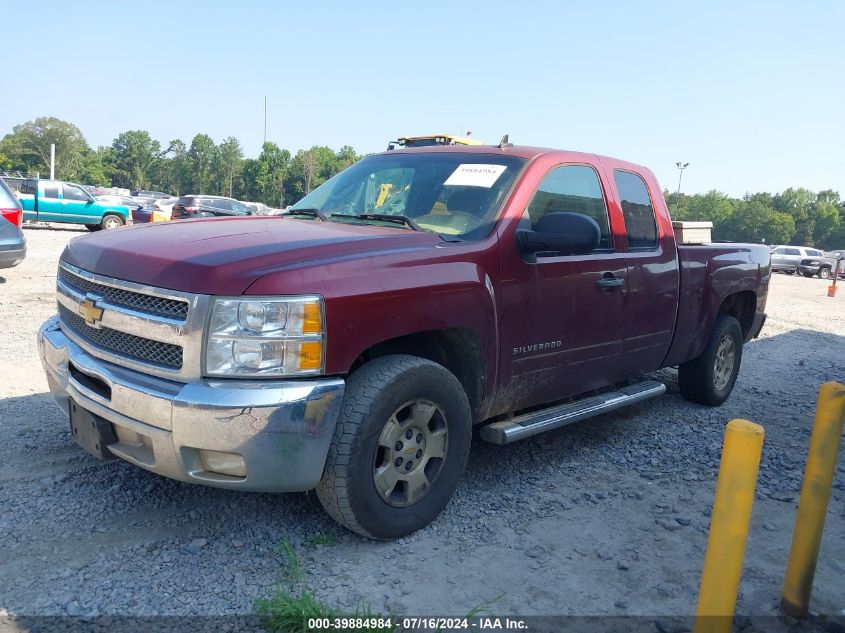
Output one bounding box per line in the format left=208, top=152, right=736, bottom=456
left=257, top=540, right=393, bottom=633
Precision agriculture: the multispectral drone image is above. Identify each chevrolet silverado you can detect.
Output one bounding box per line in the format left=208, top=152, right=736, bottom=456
left=38, top=144, right=770, bottom=539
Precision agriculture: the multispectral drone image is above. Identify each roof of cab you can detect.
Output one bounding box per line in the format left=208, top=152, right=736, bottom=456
left=374, top=143, right=650, bottom=173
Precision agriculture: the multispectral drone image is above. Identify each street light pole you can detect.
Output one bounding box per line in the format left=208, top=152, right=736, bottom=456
left=676, top=161, right=689, bottom=194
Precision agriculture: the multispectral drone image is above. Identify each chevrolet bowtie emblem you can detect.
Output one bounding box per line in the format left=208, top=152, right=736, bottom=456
left=78, top=299, right=104, bottom=326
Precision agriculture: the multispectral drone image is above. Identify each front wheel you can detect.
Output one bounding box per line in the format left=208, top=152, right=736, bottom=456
left=101, top=214, right=125, bottom=230
left=316, top=355, right=472, bottom=539
left=818, top=267, right=832, bottom=280
left=678, top=314, right=743, bottom=406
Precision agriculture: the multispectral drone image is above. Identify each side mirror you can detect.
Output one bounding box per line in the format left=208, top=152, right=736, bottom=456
left=515, top=212, right=601, bottom=257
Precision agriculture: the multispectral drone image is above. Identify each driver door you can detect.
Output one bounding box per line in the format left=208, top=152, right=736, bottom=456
left=497, top=163, right=627, bottom=412
left=61, top=183, right=96, bottom=223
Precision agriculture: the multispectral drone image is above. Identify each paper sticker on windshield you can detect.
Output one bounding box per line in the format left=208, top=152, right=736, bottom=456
left=444, top=164, right=507, bottom=188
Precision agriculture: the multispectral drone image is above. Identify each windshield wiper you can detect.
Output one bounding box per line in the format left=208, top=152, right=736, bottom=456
left=333, top=213, right=421, bottom=231
left=284, top=208, right=328, bottom=221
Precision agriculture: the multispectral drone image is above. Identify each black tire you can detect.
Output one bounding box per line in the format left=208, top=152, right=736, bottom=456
left=802, top=272, right=815, bottom=278
left=316, top=354, right=472, bottom=540
left=678, top=314, right=743, bottom=407
left=85, top=224, right=101, bottom=232
left=784, top=270, right=795, bottom=275
left=101, top=214, right=125, bottom=230
left=819, top=267, right=831, bottom=280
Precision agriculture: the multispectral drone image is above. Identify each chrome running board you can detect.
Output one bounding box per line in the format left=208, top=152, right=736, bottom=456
left=480, top=381, right=666, bottom=445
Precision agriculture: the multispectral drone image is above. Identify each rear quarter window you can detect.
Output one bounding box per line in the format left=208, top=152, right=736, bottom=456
left=613, top=170, right=658, bottom=250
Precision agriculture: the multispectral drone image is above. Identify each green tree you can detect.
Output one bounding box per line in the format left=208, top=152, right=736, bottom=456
left=288, top=146, right=345, bottom=201
left=723, top=200, right=795, bottom=245
left=774, top=187, right=815, bottom=245
left=252, top=142, right=291, bottom=207
left=109, top=130, right=161, bottom=189
left=0, top=117, right=89, bottom=179
left=188, top=134, right=216, bottom=194
left=811, top=200, right=841, bottom=247
left=156, top=139, right=189, bottom=195
left=78, top=147, right=112, bottom=186
left=216, top=136, right=244, bottom=197
left=336, top=145, right=359, bottom=169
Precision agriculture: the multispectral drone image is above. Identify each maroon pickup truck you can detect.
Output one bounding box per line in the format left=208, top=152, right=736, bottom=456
left=38, top=144, right=770, bottom=539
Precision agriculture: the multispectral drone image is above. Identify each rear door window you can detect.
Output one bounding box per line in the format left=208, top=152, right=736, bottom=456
left=614, top=170, right=658, bottom=250
left=785, top=248, right=801, bottom=256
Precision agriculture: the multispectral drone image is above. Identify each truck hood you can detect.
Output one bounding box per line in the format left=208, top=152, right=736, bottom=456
left=61, top=216, right=443, bottom=295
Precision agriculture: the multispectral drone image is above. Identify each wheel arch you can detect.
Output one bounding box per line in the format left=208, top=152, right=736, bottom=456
left=348, top=327, right=487, bottom=423
left=717, top=290, right=756, bottom=340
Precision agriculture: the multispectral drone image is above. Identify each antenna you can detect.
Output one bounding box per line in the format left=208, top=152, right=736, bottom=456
left=498, top=134, right=512, bottom=149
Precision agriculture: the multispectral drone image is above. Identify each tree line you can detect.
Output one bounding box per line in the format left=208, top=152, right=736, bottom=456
left=1, top=116, right=843, bottom=248
left=0, top=116, right=359, bottom=208
left=665, top=189, right=844, bottom=250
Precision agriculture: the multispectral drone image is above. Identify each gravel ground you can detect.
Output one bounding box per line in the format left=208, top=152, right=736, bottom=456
left=0, top=226, right=843, bottom=624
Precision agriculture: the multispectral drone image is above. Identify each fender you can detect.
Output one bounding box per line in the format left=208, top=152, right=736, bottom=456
left=245, top=248, right=501, bottom=408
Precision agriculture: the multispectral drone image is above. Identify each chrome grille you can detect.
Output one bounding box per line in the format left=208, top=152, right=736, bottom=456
left=59, top=266, right=189, bottom=320
left=58, top=304, right=183, bottom=369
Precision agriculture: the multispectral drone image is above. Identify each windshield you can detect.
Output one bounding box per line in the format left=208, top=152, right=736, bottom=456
left=291, top=152, right=525, bottom=240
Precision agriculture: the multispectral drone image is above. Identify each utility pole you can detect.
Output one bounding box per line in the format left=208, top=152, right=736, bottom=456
left=676, top=161, right=689, bottom=194
left=263, top=96, right=267, bottom=146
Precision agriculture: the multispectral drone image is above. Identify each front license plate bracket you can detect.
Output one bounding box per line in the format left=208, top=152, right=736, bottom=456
left=69, top=399, right=118, bottom=461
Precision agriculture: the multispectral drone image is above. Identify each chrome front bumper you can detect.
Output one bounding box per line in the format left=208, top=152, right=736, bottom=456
left=38, top=315, right=345, bottom=492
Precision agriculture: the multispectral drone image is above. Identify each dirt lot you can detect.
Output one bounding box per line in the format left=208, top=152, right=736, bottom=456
left=0, top=226, right=843, bottom=625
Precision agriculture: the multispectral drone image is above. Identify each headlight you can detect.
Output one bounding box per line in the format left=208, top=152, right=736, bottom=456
left=808, top=260, right=819, bottom=265
left=205, top=296, right=324, bottom=377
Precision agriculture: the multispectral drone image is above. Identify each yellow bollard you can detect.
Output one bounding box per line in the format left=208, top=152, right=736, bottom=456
left=694, top=419, right=765, bottom=633
left=781, top=382, right=845, bottom=618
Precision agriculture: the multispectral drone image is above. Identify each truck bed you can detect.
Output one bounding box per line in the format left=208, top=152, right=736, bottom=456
left=663, top=242, right=771, bottom=368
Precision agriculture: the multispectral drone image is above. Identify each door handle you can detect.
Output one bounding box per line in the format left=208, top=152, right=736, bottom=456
left=595, top=276, right=625, bottom=288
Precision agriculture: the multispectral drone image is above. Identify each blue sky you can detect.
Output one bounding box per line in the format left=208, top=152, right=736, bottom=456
left=6, top=0, right=844, bottom=196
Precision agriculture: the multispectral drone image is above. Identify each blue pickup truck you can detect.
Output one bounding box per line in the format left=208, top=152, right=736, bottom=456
left=14, top=179, right=132, bottom=230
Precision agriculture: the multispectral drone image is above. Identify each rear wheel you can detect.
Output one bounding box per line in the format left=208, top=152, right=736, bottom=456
left=316, top=355, right=472, bottom=539
left=679, top=314, right=743, bottom=406
left=784, top=270, right=795, bottom=275
left=101, top=214, right=125, bottom=230
left=819, top=267, right=832, bottom=280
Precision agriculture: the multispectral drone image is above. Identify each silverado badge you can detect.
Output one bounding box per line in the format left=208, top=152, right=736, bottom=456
left=78, top=298, right=104, bottom=327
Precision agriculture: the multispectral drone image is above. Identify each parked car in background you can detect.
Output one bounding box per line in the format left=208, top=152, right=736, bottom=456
left=132, top=197, right=178, bottom=224
left=94, top=195, right=143, bottom=210
left=825, top=249, right=845, bottom=278
left=14, top=179, right=131, bottom=230
left=769, top=245, right=825, bottom=274
left=130, top=190, right=171, bottom=200
left=798, top=249, right=845, bottom=279
left=170, top=195, right=254, bottom=219
left=241, top=201, right=278, bottom=215
left=0, top=179, right=26, bottom=268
